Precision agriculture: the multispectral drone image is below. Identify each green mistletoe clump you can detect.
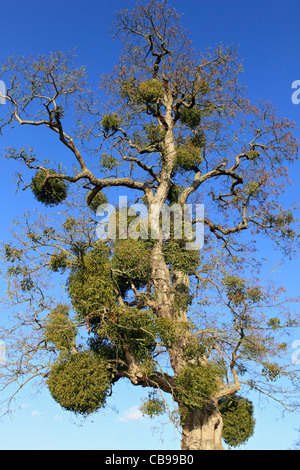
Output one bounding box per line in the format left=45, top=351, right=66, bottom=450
left=47, top=351, right=113, bottom=416
left=176, top=364, right=220, bottom=411
left=31, top=169, right=68, bottom=206
left=138, top=79, right=164, bottom=104
left=219, top=394, right=255, bottom=448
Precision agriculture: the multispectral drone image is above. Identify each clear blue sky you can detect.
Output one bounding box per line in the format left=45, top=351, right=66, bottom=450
left=0, top=0, right=299, bottom=450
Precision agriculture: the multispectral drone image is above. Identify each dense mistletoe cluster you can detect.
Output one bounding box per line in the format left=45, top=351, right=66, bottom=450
left=47, top=351, right=113, bottom=415
left=219, top=395, right=255, bottom=448
left=31, top=169, right=68, bottom=206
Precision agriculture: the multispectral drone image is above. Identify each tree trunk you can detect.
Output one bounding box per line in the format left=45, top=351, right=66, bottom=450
left=180, top=404, right=224, bottom=450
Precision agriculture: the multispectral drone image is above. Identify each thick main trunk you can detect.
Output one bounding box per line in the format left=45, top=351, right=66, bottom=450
left=150, top=242, right=192, bottom=372
left=180, top=404, right=224, bottom=450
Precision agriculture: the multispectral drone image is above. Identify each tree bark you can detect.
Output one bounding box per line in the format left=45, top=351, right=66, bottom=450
left=147, top=111, right=225, bottom=449
left=180, top=403, right=224, bottom=450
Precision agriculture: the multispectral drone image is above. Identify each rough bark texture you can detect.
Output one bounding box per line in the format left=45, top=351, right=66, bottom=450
left=181, top=404, right=224, bottom=450
left=150, top=238, right=224, bottom=450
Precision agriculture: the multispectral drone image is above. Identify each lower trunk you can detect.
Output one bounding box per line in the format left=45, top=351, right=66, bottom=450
left=180, top=404, right=224, bottom=450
